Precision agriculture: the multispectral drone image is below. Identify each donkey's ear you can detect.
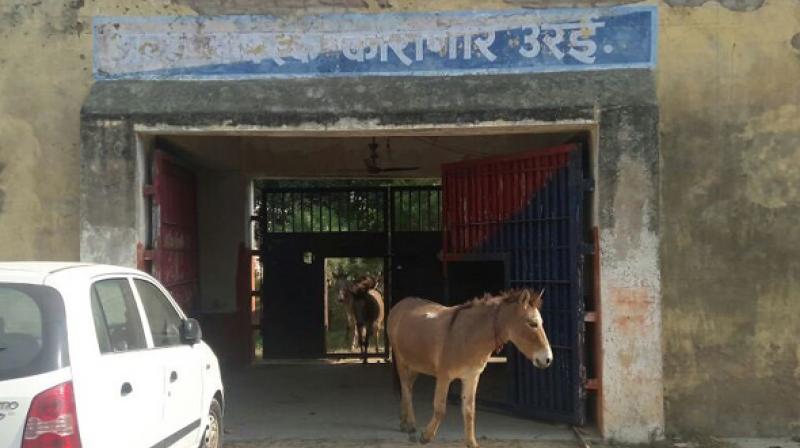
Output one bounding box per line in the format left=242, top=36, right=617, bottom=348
left=518, top=289, right=532, bottom=305
left=530, top=289, right=545, bottom=309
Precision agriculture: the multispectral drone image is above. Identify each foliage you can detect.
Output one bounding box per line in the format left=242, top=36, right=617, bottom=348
left=255, top=178, right=439, bottom=189
left=253, top=178, right=441, bottom=244
left=325, top=257, right=383, bottom=286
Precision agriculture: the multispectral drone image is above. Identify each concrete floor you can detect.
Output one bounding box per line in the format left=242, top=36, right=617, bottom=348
left=219, top=363, right=800, bottom=448
left=221, top=362, right=577, bottom=444
left=224, top=439, right=800, bottom=448
left=225, top=441, right=581, bottom=448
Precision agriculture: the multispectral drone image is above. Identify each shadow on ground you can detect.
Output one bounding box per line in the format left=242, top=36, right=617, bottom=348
left=221, top=363, right=574, bottom=444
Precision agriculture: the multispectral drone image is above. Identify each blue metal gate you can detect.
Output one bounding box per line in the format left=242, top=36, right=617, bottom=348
left=442, top=144, right=588, bottom=424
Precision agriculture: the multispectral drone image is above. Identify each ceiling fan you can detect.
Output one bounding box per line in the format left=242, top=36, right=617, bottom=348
left=338, top=138, right=420, bottom=175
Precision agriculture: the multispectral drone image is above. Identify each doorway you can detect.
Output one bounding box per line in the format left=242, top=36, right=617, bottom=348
left=135, top=132, right=596, bottom=425
left=123, top=129, right=599, bottom=428
left=81, top=68, right=664, bottom=438
left=324, top=257, right=386, bottom=356
left=254, top=181, right=443, bottom=361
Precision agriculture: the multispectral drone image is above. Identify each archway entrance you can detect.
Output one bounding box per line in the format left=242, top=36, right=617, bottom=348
left=80, top=68, right=660, bottom=439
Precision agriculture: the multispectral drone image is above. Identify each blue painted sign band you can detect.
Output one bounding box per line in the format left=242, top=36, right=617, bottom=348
left=93, top=7, right=656, bottom=80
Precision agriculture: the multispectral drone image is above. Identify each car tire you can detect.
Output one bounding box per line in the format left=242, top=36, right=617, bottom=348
left=200, top=398, right=223, bottom=448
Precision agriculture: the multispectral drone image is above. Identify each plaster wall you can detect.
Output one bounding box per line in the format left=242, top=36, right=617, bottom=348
left=197, top=169, right=249, bottom=314
left=658, top=1, right=800, bottom=437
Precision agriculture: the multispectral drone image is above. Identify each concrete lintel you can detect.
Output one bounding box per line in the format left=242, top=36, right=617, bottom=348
left=132, top=119, right=597, bottom=138
left=81, top=70, right=656, bottom=123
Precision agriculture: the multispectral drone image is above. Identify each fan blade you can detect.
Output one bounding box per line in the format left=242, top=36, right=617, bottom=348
left=377, top=166, right=421, bottom=172
left=336, top=169, right=370, bottom=172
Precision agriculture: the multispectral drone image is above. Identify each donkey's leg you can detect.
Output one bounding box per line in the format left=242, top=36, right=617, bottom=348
left=357, top=325, right=364, bottom=362
left=397, top=362, right=419, bottom=436
left=374, top=324, right=382, bottom=353
left=362, top=324, right=371, bottom=364
left=461, top=375, right=480, bottom=448
left=349, top=315, right=359, bottom=351
left=421, top=376, right=451, bottom=444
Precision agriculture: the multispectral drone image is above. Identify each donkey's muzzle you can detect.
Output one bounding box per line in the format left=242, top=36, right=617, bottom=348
left=533, top=356, right=553, bottom=369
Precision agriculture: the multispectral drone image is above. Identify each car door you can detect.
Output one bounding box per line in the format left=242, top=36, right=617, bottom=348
left=77, top=277, right=164, bottom=448
left=132, top=277, right=204, bottom=448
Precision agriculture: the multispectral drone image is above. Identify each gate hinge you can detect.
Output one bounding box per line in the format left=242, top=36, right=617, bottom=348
left=140, top=249, right=155, bottom=261
left=582, top=178, right=595, bottom=192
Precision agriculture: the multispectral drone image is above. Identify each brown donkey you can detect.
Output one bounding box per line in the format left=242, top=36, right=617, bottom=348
left=387, top=289, right=552, bottom=448
left=336, top=275, right=385, bottom=354
left=347, top=276, right=385, bottom=363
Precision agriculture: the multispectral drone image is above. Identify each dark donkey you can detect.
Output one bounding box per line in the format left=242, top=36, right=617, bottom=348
left=347, top=276, right=385, bottom=363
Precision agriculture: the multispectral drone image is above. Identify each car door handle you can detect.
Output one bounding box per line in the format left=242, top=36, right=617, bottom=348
left=170, top=371, right=178, bottom=383
left=121, top=382, right=133, bottom=396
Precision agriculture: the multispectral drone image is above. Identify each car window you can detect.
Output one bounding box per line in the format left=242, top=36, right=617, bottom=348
left=0, top=284, right=69, bottom=381
left=91, top=279, right=147, bottom=353
left=134, top=279, right=183, bottom=348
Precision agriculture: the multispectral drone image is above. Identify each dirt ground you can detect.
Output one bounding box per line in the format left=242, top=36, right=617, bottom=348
left=222, top=363, right=575, bottom=443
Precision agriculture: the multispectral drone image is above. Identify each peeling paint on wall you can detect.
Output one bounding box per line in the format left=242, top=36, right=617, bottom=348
left=739, top=105, right=800, bottom=210
left=93, top=8, right=657, bottom=80
left=663, top=0, right=765, bottom=12
left=0, top=0, right=87, bottom=36
left=0, top=114, right=45, bottom=259
left=791, top=32, right=800, bottom=52
left=79, top=223, right=139, bottom=267
left=599, top=151, right=663, bottom=443
left=505, top=0, right=641, bottom=7
left=172, top=0, right=378, bottom=15
left=659, top=0, right=800, bottom=437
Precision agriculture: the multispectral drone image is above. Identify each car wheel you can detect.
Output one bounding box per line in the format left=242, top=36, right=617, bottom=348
left=200, top=399, right=223, bottom=448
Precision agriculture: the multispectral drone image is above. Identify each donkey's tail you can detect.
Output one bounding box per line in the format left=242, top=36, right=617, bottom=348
left=391, top=362, right=401, bottom=394
left=390, top=346, right=401, bottom=394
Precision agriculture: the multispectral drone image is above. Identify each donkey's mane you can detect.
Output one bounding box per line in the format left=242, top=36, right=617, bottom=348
left=448, top=289, right=542, bottom=328
left=462, top=288, right=543, bottom=308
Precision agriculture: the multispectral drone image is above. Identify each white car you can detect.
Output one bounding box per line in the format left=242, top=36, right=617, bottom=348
left=0, top=263, right=224, bottom=448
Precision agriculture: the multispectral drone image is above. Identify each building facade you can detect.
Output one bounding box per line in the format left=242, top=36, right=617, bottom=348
left=1, top=0, right=799, bottom=442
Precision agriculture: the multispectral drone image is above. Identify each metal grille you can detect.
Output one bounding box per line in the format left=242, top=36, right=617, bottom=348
left=258, top=185, right=442, bottom=235
left=260, top=188, right=387, bottom=233
left=441, top=144, right=587, bottom=424
left=391, top=187, right=442, bottom=232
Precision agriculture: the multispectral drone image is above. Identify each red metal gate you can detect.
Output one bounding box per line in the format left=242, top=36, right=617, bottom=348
left=138, top=150, right=199, bottom=313
left=442, top=144, right=588, bottom=424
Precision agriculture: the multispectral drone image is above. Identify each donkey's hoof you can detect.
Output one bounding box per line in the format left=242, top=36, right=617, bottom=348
left=419, top=434, right=432, bottom=445
left=407, top=432, right=418, bottom=443
left=466, top=441, right=480, bottom=448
